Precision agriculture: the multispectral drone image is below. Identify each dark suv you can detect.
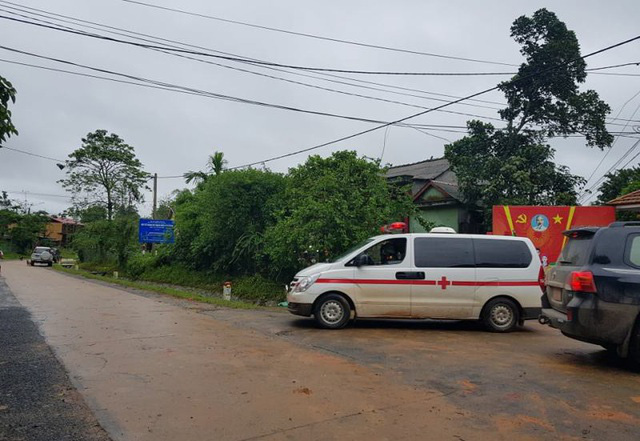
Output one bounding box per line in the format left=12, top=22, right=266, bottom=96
left=540, top=222, right=640, bottom=364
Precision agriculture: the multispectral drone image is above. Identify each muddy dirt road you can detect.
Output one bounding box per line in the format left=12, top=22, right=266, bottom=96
left=2, top=260, right=640, bottom=440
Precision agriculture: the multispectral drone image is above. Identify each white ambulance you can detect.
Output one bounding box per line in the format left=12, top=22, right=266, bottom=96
left=287, top=233, right=544, bottom=332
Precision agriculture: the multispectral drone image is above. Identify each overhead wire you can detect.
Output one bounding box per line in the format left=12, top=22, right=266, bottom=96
left=0, top=1, right=512, bottom=108
left=4, top=1, right=638, bottom=121
left=0, top=145, right=65, bottom=162
left=118, top=0, right=518, bottom=67
left=2, top=4, right=639, bottom=177
left=225, top=34, right=640, bottom=170
left=581, top=88, right=640, bottom=190
left=0, top=14, right=521, bottom=76
left=2, top=13, right=638, bottom=78
left=0, top=47, right=504, bottom=142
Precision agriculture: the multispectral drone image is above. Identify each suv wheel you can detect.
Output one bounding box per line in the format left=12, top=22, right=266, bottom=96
left=630, top=320, right=640, bottom=367
left=314, top=294, right=351, bottom=329
left=483, top=298, right=520, bottom=333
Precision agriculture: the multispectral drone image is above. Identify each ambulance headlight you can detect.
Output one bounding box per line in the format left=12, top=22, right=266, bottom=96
left=294, top=274, right=321, bottom=293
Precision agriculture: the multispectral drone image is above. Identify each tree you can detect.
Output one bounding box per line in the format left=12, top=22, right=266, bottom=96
left=499, top=9, right=612, bottom=147
left=2, top=211, right=49, bottom=253
left=173, top=169, right=286, bottom=273
left=72, top=212, right=139, bottom=267
left=596, top=167, right=640, bottom=204
left=184, top=151, right=227, bottom=185
left=59, top=130, right=150, bottom=221
left=263, top=151, right=415, bottom=278
left=447, top=121, right=585, bottom=222
left=0, top=75, right=18, bottom=145
left=445, top=9, right=611, bottom=221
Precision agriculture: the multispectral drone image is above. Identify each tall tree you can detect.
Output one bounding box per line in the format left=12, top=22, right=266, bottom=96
left=59, top=130, right=150, bottom=221
left=0, top=75, right=18, bottom=145
left=445, top=9, right=612, bottom=222
left=183, top=151, right=227, bottom=184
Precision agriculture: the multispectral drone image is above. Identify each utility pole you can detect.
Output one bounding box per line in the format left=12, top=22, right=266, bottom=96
left=152, top=172, right=158, bottom=220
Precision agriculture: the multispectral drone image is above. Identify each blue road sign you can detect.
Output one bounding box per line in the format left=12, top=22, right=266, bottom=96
left=139, top=219, right=175, bottom=244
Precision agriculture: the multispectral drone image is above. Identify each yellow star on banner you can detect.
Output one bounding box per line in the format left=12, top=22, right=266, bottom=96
left=553, top=214, right=563, bottom=224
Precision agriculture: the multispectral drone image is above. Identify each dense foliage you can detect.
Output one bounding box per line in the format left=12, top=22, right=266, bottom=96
left=172, top=168, right=287, bottom=274
left=264, top=151, right=415, bottom=276
left=71, top=212, right=139, bottom=268
left=0, top=207, right=49, bottom=254
left=445, top=9, right=611, bottom=223
left=596, top=166, right=640, bottom=204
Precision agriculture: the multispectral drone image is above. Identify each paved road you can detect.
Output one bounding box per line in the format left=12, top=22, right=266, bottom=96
left=0, top=276, right=110, bottom=441
left=2, top=260, right=640, bottom=440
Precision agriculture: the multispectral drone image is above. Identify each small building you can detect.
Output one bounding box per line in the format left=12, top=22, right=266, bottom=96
left=607, top=190, right=640, bottom=216
left=45, top=217, right=82, bottom=246
left=386, top=157, right=484, bottom=233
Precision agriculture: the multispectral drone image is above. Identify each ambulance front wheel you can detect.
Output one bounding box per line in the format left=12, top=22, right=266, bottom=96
left=314, top=294, right=351, bottom=329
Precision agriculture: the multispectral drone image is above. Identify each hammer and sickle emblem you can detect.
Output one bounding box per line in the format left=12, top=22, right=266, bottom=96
left=515, top=214, right=528, bottom=224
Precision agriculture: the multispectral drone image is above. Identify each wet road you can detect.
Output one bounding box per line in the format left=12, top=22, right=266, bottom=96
left=3, top=260, right=640, bottom=440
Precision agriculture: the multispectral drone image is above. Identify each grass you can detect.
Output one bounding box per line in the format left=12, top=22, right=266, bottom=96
left=1, top=251, right=24, bottom=260
left=132, top=264, right=286, bottom=304
left=53, top=265, right=260, bottom=310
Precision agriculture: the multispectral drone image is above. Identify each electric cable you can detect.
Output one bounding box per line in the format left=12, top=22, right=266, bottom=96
left=226, top=34, right=640, bottom=170
left=118, top=0, right=518, bottom=67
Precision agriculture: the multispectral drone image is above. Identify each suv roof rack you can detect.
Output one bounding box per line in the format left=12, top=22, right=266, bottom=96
left=609, top=221, right=640, bottom=228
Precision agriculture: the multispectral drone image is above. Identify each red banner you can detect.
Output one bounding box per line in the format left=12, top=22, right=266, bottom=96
left=492, top=205, right=615, bottom=266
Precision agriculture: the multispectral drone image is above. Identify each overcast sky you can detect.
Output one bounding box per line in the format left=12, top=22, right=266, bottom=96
left=0, top=0, right=639, bottom=215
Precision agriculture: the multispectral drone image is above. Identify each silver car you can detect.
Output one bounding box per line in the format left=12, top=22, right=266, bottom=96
left=30, top=246, right=54, bottom=267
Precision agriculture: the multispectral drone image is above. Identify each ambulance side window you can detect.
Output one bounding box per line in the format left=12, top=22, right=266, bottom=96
left=360, top=238, right=407, bottom=266
left=414, top=237, right=474, bottom=268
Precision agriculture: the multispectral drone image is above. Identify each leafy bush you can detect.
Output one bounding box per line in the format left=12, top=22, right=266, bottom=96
left=172, top=169, right=286, bottom=274
left=263, top=151, right=415, bottom=278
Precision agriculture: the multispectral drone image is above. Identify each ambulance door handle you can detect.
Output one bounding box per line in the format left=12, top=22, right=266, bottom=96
left=396, top=271, right=425, bottom=280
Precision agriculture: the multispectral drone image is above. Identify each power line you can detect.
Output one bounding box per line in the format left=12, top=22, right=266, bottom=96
left=226, top=34, right=640, bottom=170
left=587, top=90, right=640, bottom=183
left=0, top=48, right=502, bottom=137
left=579, top=138, right=640, bottom=203
left=3, top=13, right=636, bottom=78
left=0, top=145, right=65, bottom=162
left=4, top=2, right=637, bottom=118
left=0, top=7, right=502, bottom=113
left=4, top=190, right=72, bottom=199
left=119, top=0, right=518, bottom=67
left=0, top=15, right=521, bottom=76
left=0, top=1, right=511, bottom=109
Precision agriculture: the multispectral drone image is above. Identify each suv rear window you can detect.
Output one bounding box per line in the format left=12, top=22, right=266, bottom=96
left=414, top=237, right=474, bottom=268
left=625, top=235, right=640, bottom=267
left=473, top=239, right=532, bottom=268
left=558, top=237, right=593, bottom=266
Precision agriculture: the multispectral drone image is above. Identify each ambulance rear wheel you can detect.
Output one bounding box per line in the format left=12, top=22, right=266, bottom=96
left=483, top=298, right=519, bottom=333
left=314, top=294, right=350, bottom=329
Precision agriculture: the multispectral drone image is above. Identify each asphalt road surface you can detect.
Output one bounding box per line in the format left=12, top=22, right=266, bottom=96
left=2, top=260, right=640, bottom=440
left=0, top=276, right=110, bottom=441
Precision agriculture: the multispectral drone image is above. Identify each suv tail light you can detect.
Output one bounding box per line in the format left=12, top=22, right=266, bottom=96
left=569, top=271, right=597, bottom=293
left=538, top=266, right=546, bottom=293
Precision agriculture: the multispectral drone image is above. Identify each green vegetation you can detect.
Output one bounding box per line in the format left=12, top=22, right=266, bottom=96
left=68, top=150, right=412, bottom=303
left=0, top=203, right=49, bottom=254
left=54, top=265, right=260, bottom=310
left=58, top=130, right=150, bottom=221
left=445, top=9, right=612, bottom=224
left=0, top=74, right=18, bottom=145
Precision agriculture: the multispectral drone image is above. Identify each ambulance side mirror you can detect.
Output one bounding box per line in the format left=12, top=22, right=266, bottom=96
left=354, top=254, right=371, bottom=267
